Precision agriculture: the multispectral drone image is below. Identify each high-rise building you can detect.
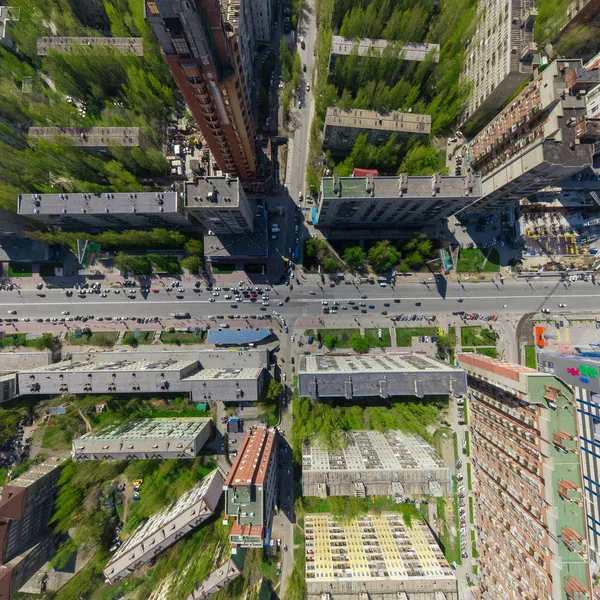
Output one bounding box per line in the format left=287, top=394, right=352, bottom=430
left=457, top=353, right=592, bottom=600
left=145, top=0, right=258, bottom=179
left=461, top=0, right=537, bottom=126
left=224, top=428, right=277, bottom=548
left=463, top=59, right=599, bottom=214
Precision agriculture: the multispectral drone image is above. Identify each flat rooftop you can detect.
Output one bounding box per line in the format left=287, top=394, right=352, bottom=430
left=225, top=428, right=275, bottom=487
left=2, top=457, right=64, bottom=489
left=185, top=177, right=242, bottom=208
left=300, top=353, right=462, bottom=374
left=18, top=191, right=178, bottom=216
left=325, top=108, right=431, bottom=135
left=37, top=36, right=143, bottom=55
left=305, top=513, right=455, bottom=581
left=207, top=329, right=271, bottom=346
left=28, top=358, right=196, bottom=373
left=77, top=418, right=211, bottom=442
left=321, top=175, right=481, bottom=200
left=28, top=127, right=146, bottom=147
left=303, top=430, right=446, bottom=472
left=330, top=36, right=440, bottom=62
left=185, top=367, right=262, bottom=380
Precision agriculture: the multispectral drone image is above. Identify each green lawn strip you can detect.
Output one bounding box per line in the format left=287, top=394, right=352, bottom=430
left=212, top=264, right=235, bottom=274
left=471, top=529, right=479, bottom=558
left=8, top=262, right=32, bottom=277
left=122, top=330, right=154, bottom=345
left=456, top=248, right=499, bottom=273
left=0, top=333, right=28, bottom=347
left=473, top=565, right=478, bottom=575
left=467, top=463, right=472, bottom=490
left=159, top=330, right=206, bottom=345
left=461, top=347, right=475, bottom=353
left=453, top=494, right=462, bottom=565
left=464, top=431, right=470, bottom=456
left=257, top=402, right=279, bottom=427
left=525, top=345, right=537, bottom=369
left=483, top=249, right=500, bottom=272
left=65, top=332, right=119, bottom=347
left=476, top=347, right=498, bottom=358
left=469, top=497, right=474, bottom=525
left=317, top=328, right=359, bottom=349
left=461, top=326, right=497, bottom=347
left=364, top=328, right=391, bottom=347
left=396, top=326, right=438, bottom=347
left=453, top=432, right=459, bottom=462
left=463, top=401, right=468, bottom=426
left=294, top=525, right=304, bottom=546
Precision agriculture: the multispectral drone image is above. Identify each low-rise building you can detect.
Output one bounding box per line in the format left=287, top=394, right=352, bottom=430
left=323, top=108, right=431, bottom=153
left=305, top=513, right=458, bottom=600
left=28, top=127, right=148, bottom=149
left=329, top=36, right=439, bottom=63
left=302, top=430, right=450, bottom=498
left=224, top=428, right=277, bottom=548
left=18, top=191, right=191, bottom=230
left=298, top=353, right=467, bottom=399
left=457, top=353, right=592, bottom=600
left=36, top=36, right=143, bottom=55
left=71, top=418, right=212, bottom=461
left=317, top=174, right=481, bottom=230
left=103, top=468, right=224, bottom=583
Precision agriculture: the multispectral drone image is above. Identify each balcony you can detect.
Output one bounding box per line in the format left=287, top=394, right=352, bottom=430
left=558, top=479, right=583, bottom=505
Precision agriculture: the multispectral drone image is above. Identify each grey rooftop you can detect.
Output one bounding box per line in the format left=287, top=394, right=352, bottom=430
left=185, top=177, right=242, bottom=208
left=28, top=127, right=147, bottom=148
left=37, top=37, right=143, bottom=55
left=330, top=35, right=440, bottom=62
left=325, top=107, right=431, bottom=135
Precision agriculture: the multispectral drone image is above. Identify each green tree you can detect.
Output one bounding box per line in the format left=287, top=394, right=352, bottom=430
left=350, top=333, right=370, bottom=353
left=323, top=334, right=337, bottom=349
left=405, top=251, right=424, bottom=268
left=30, top=333, right=59, bottom=351
left=436, top=332, right=457, bottom=350
left=367, top=240, right=400, bottom=272
left=398, top=145, right=440, bottom=176
left=184, top=238, right=203, bottom=256
left=181, top=256, right=202, bottom=274
left=322, top=257, right=338, bottom=273
left=264, top=379, right=283, bottom=405
left=343, top=246, right=366, bottom=269
left=114, top=253, right=152, bottom=275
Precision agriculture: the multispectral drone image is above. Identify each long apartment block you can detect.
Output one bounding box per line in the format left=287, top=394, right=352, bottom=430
left=304, top=513, right=458, bottom=600
left=28, top=127, right=148, bottom=149
left=463, top=59, right=599, bottom=214
left=329, top=36, right=440, bottom=63
left=302, top=430, right=450, bottom=498
left=103, top=468, right=224, bottom=583
left=224, top=428, right=277, bottom=548
left=457, top=353, right=592, bottom=600
left=71, top=418, right=212, bottom=461
left=36, top=37, right=143, bottom=55
left=461, top=0, right=537, bottom=125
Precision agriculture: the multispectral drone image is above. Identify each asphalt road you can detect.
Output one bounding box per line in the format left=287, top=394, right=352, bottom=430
left=1, top=278, right=597, bottom=321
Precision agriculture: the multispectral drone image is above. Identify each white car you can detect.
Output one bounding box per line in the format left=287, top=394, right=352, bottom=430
left=291, top=336, right=295, bottom=342
left=7, top=310, right=16, bottom=314
left=306, top=83, right=310, bottom=91
left=61, top=311, right=70, bottom=315
left=558, top=303, right=567, bottom=308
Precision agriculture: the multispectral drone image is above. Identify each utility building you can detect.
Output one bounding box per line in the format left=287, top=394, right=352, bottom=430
left=302, top=430, right=450, bottom=499
left=36, top=37, right=143, bottom=55
left=457, top=353, right=592, bottom=600
left=28, top=127, right=149, bottom=150
left=103, top=469, right=224, bottom=583
left=317, top=174, right=481, bottom=230
left=298, top=353, right=467, bottom=399
left=329, top=36, right=439, bottom=64
left=305, top=513, right=458, bottom=600
left=323, top=108, right=431, bottom=153
left=71, top=418, right=212, bottom=461
left=224, top=428, right=277, bottom=548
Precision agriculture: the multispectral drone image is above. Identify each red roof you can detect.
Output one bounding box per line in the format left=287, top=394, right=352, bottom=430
left=353, top=168, right=379, bottom=177
left=224, top=429, right=275, bottom=487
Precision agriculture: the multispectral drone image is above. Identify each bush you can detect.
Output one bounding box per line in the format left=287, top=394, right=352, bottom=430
left=350, top=333, right=370, bottom=353
left=181, top=256, right=202, bottom=274
left=343, top=246, right=366, bottom=269
left=368, top=240, right=401, bottom=273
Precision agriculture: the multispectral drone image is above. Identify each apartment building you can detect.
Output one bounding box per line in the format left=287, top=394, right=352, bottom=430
left=298, top=353, right=467, bottom=399
left=461, top=0, right=537, bottom=125
left=457, top=353, right=591, bottom=600
left=329, top=36, right=439, bottom=64
left=28, top=127, right=149, bottom=150
left=103, top=468, right=224, bottom=583
left=71, top=418, right=212, bottom=461
left=302, top=430, right=450, bottom=498
left=539, top=352, right=600, bottom=567
left=18, top=191, right=192, bottom=231
left=463, top=59, right=598, bottom=214
left=184, top=176, right=254, bottom=234
left=317, top=174, right=482, bottom=230
left=304, top=513, right=458, bottom=600
left=323, top=108, right=431, bottom=152
left=0, top=458, right=65, bottom=599
left=224, top=428, right=277, bottom=548
left=145, top=0, right=258, bottom=179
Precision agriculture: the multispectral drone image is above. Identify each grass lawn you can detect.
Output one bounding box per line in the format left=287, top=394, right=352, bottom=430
left=364, top=328, right=391, bottom=347
left=65, top=331, right=119, bottom=347
left=257, top=402, right=279, bottom=427
left=317, top=328, right=359, bottom=349
left=525, top=345, right=537, bottom=369
left=211, top=263, right=235, bottom=274
left=456, top=248, right=500, bottom=273
left=467, top=463, right=472, bottom=490
left=8, top=262, right=32, bottom=277
left=160, top=330, right=205, bottom=345
left=0, top=333, right=28, bottom=348
left=453, top=432, right=459, bottom=461
left=476, top=347, right=498, bottom=358
left=469, top=497, right=474, bottom=524
left=461, top=326, right=497, bottom=347
left=122, top=330, right=154, bottom=345
left=39, top=262, right=63, bottom=276
left=396, top=326, right=437, bottom=347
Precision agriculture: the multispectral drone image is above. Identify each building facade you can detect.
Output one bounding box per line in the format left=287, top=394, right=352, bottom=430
left=323, top=108, right=431, bottom=153
left=463, top=59, right=599, bottom=214
left=461, top=0, right=537, bottom=126
left=71, top=418, right=213, bottom=461
left=145, top=0, right=258, bottom=179
left=298, top=353, right=467, bottom=399
left=18, top=191, right=192, bottom=230
left=305, top=513, right=458, bottom=600
left=539, top=352, right=600, bottom=567
left=457, top=353, right=592, bottom=600
left=185, top=177, right=254, bottom=234
left=302, top=430, right=450, bottom=498
left=317, top=174, right=481, bottom=230
left=224, top=428, right=277, bottom=548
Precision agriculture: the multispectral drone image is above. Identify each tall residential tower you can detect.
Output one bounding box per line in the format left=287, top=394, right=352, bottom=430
left=145, top=0, right=258, bottom=179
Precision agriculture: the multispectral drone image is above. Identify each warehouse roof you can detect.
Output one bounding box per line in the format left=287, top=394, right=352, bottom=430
left=76, top=418, right=211, bottom=442
left=208, top=329, right=271, bottom=346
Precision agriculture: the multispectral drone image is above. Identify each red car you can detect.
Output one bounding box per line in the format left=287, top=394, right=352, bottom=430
left=329, top=283, right=335, bottom=287
left=152, top=289, right=160, bottom=293
left=280, top=357, right=285, bottom=363
left=289, top=284, right=293, bottom=290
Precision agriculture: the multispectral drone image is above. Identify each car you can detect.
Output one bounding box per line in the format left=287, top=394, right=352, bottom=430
left=381, top=311, right=388, bottom=315
left=329, top=282, right=335, bottom=287
left=306, top=83, right=310, bottom=91
left=558, top=303, right=567, bottom=308
left=458, top=485, right=465, bottom=492
left=541, top=308, right=551, bottom=314
left=368, top=305, right=375, bottom=309
left=6, top=310, right=16, bottom=315
left=461, top=552, right=468, bottom=559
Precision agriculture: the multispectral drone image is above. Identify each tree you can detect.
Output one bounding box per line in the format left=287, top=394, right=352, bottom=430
left=114, top=253, right=152, bottom=275
left=184, top=238, right=203, bottom=256
left=343, top=246, right=366, bottom=269
left=436, top=332, right=457, bottom=350
left=405, top=251, right=424, bottom=268
left=323, top=334, right=337, bottom=349
left=350, top=333, right=370, bottom=353
left=30, top=333, right=59, bottom=351
left=181, top=256, right=202, bottom=274
left=322, top=258, right=338, bottom=273
left=398, top=145, right=440, bottom=176
left=367, top=240, right=400, bottom=272
left=264, top=379, right=283, bottom=405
